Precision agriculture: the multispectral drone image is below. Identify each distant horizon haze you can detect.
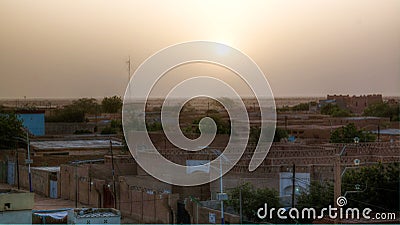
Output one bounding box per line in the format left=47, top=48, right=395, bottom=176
left=1, top=0, right=399, bottom=98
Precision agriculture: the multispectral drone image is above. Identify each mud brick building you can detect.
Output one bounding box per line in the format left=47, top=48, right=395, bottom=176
left=327, top=94, right=383, bottom=114
left=29, top=138, right=123, bottom=167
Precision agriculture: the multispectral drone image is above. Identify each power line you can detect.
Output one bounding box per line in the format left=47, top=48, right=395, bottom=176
left=346, top=197, right=398, bottom=213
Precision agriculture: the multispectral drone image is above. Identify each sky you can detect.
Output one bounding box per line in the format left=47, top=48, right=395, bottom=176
left=0, top=0, right=399, bottom=98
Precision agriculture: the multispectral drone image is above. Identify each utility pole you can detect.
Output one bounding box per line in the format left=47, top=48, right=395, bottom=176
left=219, top=156, right=224, bottom=224
left=75, top=164, right=78, bottom=208
left=110, top=140, right=117, bottom=209
left=291, top=164, right=296, bottom=208
left=26, top=131, right=32, bottom=192
left=239, top=187, right=243, bottom=224
left=334, top=146, right=346, bottom=208
left=15, top=141, right=20, bottom=190
left=126, top=56, right=131, bottom=82
left=377, top=124, right=380, bottom=142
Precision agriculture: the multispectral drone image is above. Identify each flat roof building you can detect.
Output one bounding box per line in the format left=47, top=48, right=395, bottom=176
left=0, top=188, right=34, bottom=224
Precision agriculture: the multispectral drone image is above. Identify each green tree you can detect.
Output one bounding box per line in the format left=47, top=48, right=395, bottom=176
left=363, top=102, right=399, bottom=121
left=46, top=98, right=100, bottom=122
left=342, top=162, right=399, bottom=212
left=277, top=105, right=290, bottom=112
left=250, top=127, right=288, bottom=144
left=73, top=129, right=92, bottom=134
left=102, top=96, right=123, bottom=113
left=101, top=119, right=123, bottom=134
left=226, top=182, right=281, bottom=222
left=146, top=121, right=163, bottom=132
left=192, top=114, right=231, bottom=135
left=296, top=181, right=334, bottom=223
left=292, top=103, right=309, bottom=111
left=101, top=126, right=117, bottom=134
left=46, top=105, right=85, bottom=122
left=330, top=123, right=376, bottom=143
left=71, top=98, right=99, bottom=114
left=320, top=103, right=352, bottom=117
left=274, top=127, right=289, bottom=142
left=0, top=113, right=24, bottom=149
left=297, top=181, right=334, bottom=209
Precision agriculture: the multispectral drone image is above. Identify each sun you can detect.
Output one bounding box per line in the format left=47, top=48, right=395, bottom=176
left=209, top=35, right=237, bottom=48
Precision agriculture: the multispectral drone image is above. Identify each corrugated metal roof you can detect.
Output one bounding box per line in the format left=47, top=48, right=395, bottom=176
left=372, top=129, right=400, bottom=135
left=72, top=208, right=120, bottom=218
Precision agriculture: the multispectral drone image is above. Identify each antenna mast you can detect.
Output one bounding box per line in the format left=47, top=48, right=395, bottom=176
left=127, top=56, right=131, bottom=82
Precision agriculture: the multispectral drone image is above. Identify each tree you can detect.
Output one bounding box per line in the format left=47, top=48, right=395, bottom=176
left=278, top=102, right=316, bottom=112
left=296, top=181, right=334, bottom=223
left=249, top=127, right=288, bottom=144
left=71, top=98, right=99, bottom=114
left=102, top=96, right=123, bottom=113
left=274, top=127, right=289, bottom=142
left=192, top=114, right=231, bottom=135
left=101, top=119, right=123, bottom=134
left=46, top=98, right=100, bottom=122
left=146, top=121, right=163, bottom=132
left=226, top=182, right=281, bottom=222
left=46, top=105, right=85, bottom=122
left=330, top=123, right=376, bottom=143
left=297, top=181, right=334, bottom=209
left=292, top=103, right=309, bottom=111
left=320, top=103, right=352, bottom=117
left=101, top=126, right=117, bottom=135
left=0, top=112, right=24, bottom=149
left=342, top=162, right=399, bottom=212
left=363, top=102, right=399, bottom=121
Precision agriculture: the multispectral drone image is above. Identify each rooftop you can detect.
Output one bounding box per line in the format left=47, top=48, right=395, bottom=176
left=341, top=116, right=382, bottom=120
left=32, top=166, right=60, bottom=173
left=71, top=208, right=120, bottom=218
left=372, top=129, right=400, bottom=135
left=30, top=139, right=122, bottom=150
left=122, top=175, right=171, bottom=193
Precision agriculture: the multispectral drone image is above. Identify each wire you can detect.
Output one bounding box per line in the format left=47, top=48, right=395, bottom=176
left=346, top=197, right=398, bottom=213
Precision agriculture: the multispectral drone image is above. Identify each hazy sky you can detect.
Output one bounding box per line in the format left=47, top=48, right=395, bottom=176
left=0, top=0, right=399, bottom=98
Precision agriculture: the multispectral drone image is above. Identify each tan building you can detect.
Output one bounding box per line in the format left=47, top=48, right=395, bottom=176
left=327, top=94, right=383, bottom=114
left=0, top=188, right=34, bottom=224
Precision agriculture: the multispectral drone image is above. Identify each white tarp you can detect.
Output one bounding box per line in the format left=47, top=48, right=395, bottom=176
left=186, top=160, right=210, bottom=174
left=33, top=210, right=68, bottom=220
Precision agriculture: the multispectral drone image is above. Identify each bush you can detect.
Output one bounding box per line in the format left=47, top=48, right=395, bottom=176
left=192, top=114, right=230, bottom=134
left=46, top=106, right=85, bottom=122
left=363, top=102, right=399, bottom=121
left=226, top=182, right=281, bottom=222
left=46, top=98, right=100, bottom=122
left=146, top=122, right=163, bottom=132
left=292, top=103, right=309, bottom=111
left=320, top=103, right=352, bottom=117
left=102, top=96, right=122, bottom=113
left=342, top=162, right=399, bottom=211
left=73, top=129, right=92, bottom=135
left=0, top=112, right=24, bottom=149
left=250, top=127, right=288, bottom=144
left=330, top=123, right=376, bottom=143
left=101, top=126, right=117, bottom=134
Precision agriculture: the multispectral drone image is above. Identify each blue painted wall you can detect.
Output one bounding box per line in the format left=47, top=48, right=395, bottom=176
left=17, top=113, right=45, bottom=136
